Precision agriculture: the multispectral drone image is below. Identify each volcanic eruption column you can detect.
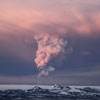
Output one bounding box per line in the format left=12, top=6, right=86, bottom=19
left=34, top=34, right=67, bottom=77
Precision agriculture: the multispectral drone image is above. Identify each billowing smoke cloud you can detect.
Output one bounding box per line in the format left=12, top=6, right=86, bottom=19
left=34, top=34, right=67, bottom=77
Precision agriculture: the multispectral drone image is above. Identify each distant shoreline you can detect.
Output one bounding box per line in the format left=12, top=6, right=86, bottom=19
left=0, top=83, right=100, bottom=86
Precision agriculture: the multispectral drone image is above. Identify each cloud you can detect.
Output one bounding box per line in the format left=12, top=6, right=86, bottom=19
left=0, top=0, right=100, bottom=37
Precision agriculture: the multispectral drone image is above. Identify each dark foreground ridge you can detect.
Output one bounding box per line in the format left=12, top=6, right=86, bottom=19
left=0, top=84, right=100, bottom=100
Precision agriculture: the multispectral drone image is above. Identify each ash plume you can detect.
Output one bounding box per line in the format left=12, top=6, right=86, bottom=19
left=34, top=34, right=67, bottom=77
left=38, top=67, right=55, bottom=78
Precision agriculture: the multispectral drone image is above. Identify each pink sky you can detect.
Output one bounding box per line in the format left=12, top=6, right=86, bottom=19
left=0, top=0, right=100, bottom=39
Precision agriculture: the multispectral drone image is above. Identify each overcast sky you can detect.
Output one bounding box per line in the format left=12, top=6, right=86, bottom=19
left=0, top=0, right=100, bottom=85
